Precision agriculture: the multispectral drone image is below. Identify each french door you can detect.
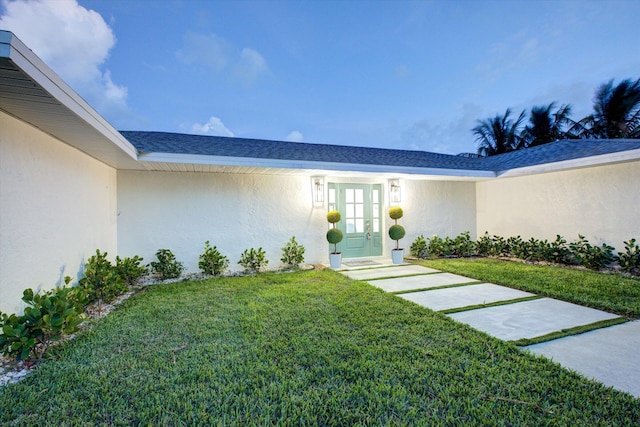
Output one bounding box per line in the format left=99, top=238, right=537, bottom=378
left=328, top=183, right=383, bottom=258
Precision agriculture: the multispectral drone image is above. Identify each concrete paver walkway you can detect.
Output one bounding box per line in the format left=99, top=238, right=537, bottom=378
left=399, top=283, right=535, bottom=312
left=338, top=263, right=638, bottom=397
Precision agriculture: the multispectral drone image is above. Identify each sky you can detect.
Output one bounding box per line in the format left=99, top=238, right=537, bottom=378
left=1, top=0, right=639, bottom=155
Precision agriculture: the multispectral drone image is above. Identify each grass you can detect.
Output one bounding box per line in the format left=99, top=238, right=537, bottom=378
left=1, top=270, right=638, bottom=425
left=416, top=258, right=640, bottom=318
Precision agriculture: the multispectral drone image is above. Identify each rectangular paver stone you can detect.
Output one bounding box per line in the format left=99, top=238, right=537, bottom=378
left=342, top=265, right=439, bottom=281
left=449, top=298, right=620, bottom=341
left=399, top=283, right=535, bottom=311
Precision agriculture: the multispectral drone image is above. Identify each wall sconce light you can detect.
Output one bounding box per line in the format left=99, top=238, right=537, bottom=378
left=312, top=176, right=325, bottom=206
left=389, top=179, right=401, bottom=204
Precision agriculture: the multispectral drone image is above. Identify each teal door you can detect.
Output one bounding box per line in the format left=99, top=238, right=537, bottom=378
left=328, top=183, right=383, bottom=258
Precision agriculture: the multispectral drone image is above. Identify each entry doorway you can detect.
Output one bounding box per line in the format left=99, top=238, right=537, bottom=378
left=328, top=183, right=383, bottom=258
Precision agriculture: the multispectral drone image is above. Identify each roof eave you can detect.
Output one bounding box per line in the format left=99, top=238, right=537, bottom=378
left=496, top=148, right=640, bottom=178
left=0, top=30, right=139, bottom=168
left=137, top=152, right=497, bottom=178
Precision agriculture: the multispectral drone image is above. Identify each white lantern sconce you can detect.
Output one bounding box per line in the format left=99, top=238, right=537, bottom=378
left=312, top=176, right=325, bottom=207
left=389, top=179, right=401, bottom=204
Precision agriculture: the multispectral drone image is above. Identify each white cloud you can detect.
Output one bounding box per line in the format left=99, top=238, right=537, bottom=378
left=177, top=31, right=269, bottom=85
left=285, top=130, right=304, bottom=142
left=233, top=48, right=269, bottom=85
left=0, top=0, right=134, bottom=125
left=192, top=116, right=234, bottom=137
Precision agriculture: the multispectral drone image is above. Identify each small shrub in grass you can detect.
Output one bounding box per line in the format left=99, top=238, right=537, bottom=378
left=410, top=235, right=429, bottom=259
left=280, top=237, right=305, bottom=269
left=618, top=238, right=640, bottom=273
left=452, top=231, right=475, bottom=257
left=79, top=250, right=127, bottom=305
left=114, top=255, right=148, bottom=286
left=239, top=247, right=268, bottom=273
left=427, top=235, right=445, bottom=257
left=199, top=241, right=229, bottom=276
left=150, top=249, right=184, bottom=280
left=0, top=280, right=87, bottom=361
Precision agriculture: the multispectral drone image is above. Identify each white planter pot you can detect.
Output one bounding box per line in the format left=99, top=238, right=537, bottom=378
left=329, top=253, right=342, bottom=269
left=391, top=249, right=404, bottom=264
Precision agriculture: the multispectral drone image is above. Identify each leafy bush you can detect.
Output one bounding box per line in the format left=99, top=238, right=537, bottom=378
left=475, top=232, right=493, bottom=256
left=618, top=238, right=640, bottom=273
left=410, top=235, right=429, bottom=259
left=199, top=241, right=229, bottom=276
left=115, top=255, right=148, bottom=286
left=0, top=283, right=87, bottom=361
left=427, top=235, right=446, bottom=257
left=150, top=249, right=184, bottom=280
left=238, top=247, right=268, bottom=273
left=452, top=231, right=475, bottom=257
left=79, top=250, right=127, bottom=304
left=568, top=235, right=617, bottom=270
left=281, top=237, right=305, bottom=269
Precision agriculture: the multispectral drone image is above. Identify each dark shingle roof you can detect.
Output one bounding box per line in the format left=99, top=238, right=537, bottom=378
left=120, top=131, right=640, bottom=173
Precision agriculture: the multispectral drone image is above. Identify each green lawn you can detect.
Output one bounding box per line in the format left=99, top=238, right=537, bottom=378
left=1, top=270, right=638, bottom=425
left=416, top=258, right=640, bottom=318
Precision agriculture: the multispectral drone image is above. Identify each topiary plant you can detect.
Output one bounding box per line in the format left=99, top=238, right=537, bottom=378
left=388, top=207, right=405, bottom=250
left=326, top=210, right=343, bottom=254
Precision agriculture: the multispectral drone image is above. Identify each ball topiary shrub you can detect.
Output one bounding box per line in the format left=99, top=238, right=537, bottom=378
left=326, top=210, right=343, bottom=254
left=389, top=206, right=403, bottom=220
left=389, top=224, right=406, bottom=242
left=327, top=210, right=341, bottom=224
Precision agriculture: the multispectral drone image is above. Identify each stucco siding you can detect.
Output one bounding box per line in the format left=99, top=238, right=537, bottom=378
left=117, top=170, right=328, bottom=272
left=0, top=111, right=117, bottom=314
left=476, top=161, right=640, bottom=250
left=403, top=180, right=477, bottom=243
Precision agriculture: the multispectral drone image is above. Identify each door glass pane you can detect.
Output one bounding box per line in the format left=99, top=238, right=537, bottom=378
left=355, top=189, right=364, bottom=203
left=355, top=219, right=364, bottom=233
left=373, top=218, right=379, bottom=233
left=373, top=189, right=379, bottom=204
left=346, top=189, right=354, bottom=203
left=329, top=189, right=336, bottom=204
left=346, top=204, right=355, bottom=218
left=355, top=204, right=364, bottom=218
left=346, top=219, right=355, bottom=233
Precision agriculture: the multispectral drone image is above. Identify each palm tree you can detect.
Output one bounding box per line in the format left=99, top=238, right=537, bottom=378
left=577, top=78, right=640, bottom=138
left=521, top=103, right=574, bottom=147
left=473, top=108, right=526, bottom=156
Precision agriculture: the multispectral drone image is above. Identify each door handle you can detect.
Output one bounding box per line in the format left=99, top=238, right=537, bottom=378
left=366, top=221, right=371, bottom=240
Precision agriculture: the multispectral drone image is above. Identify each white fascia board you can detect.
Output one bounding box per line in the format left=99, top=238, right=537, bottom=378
left=1, top=31, right=138, bottom=160
left=496, top=148, right=640, bottom=178
left=137, top=152, right=498, bottom=178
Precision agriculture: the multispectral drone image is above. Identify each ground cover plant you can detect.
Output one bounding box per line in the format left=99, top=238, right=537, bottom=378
left=416, top=258, right=640, bottom=318
left=0, top=270, right=638, bottom=425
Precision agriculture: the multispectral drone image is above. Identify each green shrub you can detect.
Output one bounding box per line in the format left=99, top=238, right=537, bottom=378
left=389, top=225, right=406, bottom=249
left=410, top=235, right=429, bottom=259
left=326, top=228, right=343, bottom=254
left=199, top=241, right=229, bottom=276
left=79, top=250, right=127, bottom=304
left=568, top=235, right=617, bottom=270
left=618, top=238, right=640, bottom=273
left=150, top=249, right=184, bottom=280
left=452, top=231, right=475, bottom=257
left=0, top=283, right=87, bottom=361
left=239, top=247, right=268, bottom=273
left=281, top=237, right=305, bottom=269
left=427, top=235, right=445, bottom=257
left=475, top=232, right=493, bottom=256
left=115, top=255, right=148, bottom=286
left=326, top=210, right=341, bottom=224
left=389, top=206, right=403, bottom=220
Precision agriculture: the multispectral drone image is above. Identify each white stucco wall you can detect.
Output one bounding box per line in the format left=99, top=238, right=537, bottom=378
left=0, top=111, right=118, bottom=314
left=402, top=179, right=477, bottom=244
left=117, top=170, right=328, bottom=272
left=476, top=161, right=640, bottom=250
left=117, top=172, right=478, bottom=270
